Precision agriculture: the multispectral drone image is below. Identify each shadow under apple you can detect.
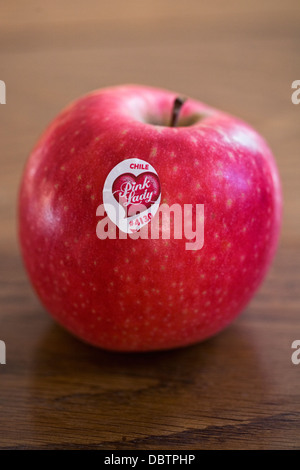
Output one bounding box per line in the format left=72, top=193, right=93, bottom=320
left=28, top=318, right=267, bottom=449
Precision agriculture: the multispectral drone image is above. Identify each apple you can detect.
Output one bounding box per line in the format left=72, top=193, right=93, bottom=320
left=18, top=85, right=282, bottom=351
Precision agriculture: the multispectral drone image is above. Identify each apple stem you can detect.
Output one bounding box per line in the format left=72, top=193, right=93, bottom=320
left=170, top=96, right=187, bottom=127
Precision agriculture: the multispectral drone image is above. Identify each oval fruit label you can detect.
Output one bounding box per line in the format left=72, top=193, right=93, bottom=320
left=103, top=158, right=161, bottom=233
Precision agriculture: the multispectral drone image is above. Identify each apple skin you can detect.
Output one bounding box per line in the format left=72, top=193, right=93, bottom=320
left=18, top=85, right=282, bottom=351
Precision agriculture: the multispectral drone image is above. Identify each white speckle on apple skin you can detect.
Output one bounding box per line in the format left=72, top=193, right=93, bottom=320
left=150, top=147, right=157, bottom=157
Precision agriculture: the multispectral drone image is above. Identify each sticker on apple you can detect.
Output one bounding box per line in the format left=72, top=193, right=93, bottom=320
left=103, top=158, right=161, bottom=234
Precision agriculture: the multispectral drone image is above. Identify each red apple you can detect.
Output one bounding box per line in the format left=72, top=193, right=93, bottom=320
left=18, top=85, right=282, bottom=351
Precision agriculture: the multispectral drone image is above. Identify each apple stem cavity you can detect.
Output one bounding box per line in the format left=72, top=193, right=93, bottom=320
left=170, top=96, right=187, bottom=127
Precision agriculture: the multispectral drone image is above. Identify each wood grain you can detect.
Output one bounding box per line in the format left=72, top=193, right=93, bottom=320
left=0, top=0, right=300, bottom=450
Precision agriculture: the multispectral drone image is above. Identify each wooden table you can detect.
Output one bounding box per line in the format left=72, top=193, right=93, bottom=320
left=0, top=0, right=299, bottom=449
